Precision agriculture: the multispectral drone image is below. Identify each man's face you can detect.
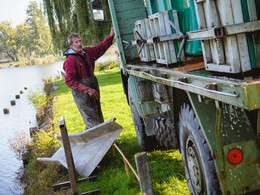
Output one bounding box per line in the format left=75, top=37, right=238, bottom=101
left=70, top=36, right=82, bottom=53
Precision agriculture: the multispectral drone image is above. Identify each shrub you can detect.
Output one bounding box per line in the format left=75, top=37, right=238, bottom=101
left=28, top=89, right=47, bottom=108
left=8, top=130, right=30, bottom=160
left=95, top=59, right=119, bottom=71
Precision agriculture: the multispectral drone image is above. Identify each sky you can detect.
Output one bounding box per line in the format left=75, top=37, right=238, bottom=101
left=0, top=0, right=42, bottom=26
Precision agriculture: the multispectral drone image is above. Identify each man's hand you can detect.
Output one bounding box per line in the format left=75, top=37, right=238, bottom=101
left=87, top=88, right=100, bottom=99
left=77, top=83, right=100, bottom=99
left=110, top=27, right=115, bottom=37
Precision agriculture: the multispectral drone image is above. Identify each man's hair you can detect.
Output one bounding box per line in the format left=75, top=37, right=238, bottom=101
left=67, top=33, right=81, bottom=45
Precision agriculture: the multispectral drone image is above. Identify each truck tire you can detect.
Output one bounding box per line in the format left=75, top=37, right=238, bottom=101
left=128, top=87, right=156, bottom=151
left=154, top=116, right=178, bottom=149
left=179, top=103, right=221, bottom=195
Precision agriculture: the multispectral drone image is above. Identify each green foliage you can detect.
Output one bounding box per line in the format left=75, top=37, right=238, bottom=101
left=95, top=58, right=119, bottom=71
left=0, top=21, right=19, bottom=61
left=26, top=1, right=53, bottom=56
left=0, top=2, right=53, bottom=60
left=42, top=0, right=112, bottom=51
left=28, top=89, right=47, bottom=108
left=23, top=154, right=68, bottom=194
left=31, top=130, right=61, bottom=157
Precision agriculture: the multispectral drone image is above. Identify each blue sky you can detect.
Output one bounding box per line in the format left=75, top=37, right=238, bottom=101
left=0, top=0, right=42, bottom=26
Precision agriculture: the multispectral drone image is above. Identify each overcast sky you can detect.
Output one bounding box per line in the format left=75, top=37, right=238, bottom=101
left=0, top=0, right=42, bottom=26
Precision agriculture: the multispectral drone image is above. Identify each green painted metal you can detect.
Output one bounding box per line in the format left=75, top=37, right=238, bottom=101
left=145, top=0, right=202, bottom=56
left=188, top=92, right=259, bottom=194
left=223, top=139, right=260, bottom=194
left=128, top=75, right=161, bottom=119
left=108, top=0, right=147, bottom=70
left=126, top=65, right=260, bottom=110
left=108, top=0, right=127, bottom=73
left=215, top=107, right=225, bottom=189
left=258, top=110, right=260, bottom=135
left=244, top=80, right=260, bottom=110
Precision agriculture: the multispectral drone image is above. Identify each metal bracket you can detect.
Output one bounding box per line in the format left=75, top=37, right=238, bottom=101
left=187, top=20, right=260, bottom=41
left=169, top=20, right=187, bottom=59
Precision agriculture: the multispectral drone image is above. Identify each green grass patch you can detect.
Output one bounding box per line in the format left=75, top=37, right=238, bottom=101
left=28, top=89, right=48, bottom=108
left=25, top=63, right=189, bottom=194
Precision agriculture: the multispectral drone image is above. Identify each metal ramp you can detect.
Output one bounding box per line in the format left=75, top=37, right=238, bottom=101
left=38, top=118, right=123, bottom=177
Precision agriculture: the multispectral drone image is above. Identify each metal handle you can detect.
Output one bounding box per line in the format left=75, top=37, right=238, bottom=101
left=122, top=40, right=132, bottom=50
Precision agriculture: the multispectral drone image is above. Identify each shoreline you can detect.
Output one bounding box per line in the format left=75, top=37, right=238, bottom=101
left=0, top=56, right=65, bottom=69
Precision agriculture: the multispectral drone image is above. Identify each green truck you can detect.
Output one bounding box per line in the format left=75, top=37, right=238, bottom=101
left=91, top=0, right=260, bottom=194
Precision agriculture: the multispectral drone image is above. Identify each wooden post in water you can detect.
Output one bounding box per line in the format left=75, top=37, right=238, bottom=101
left=59, top=116, right=78, bottom=195
left=3, top=108, right=9, bottom=114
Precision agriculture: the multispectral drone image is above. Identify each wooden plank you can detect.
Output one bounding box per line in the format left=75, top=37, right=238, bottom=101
left=205, top=0, right=225, bottom=65
left=247, top=0, right=259, bottom=68
left=149, top=17, right=160, bottom=61
left=170, top=62, right=205, bottom=72
left=194, top=2, right=212, bottom=64
left=59, top=116, right=78, bottom=195
left=134, top=152, right=154, bottom=195
left=114, top=0, right=144, bottom=13
left=116, top=7, right=146, bottom=21
left=164, top=11, right=177, bottom=63
left=159, top=12, right=171, bottom=64
left=145, top=18, right=156, bottom=61
left=220, top=0, right=240, bottom=73
left=232, top=0, right=251, bottom=72
left=247, top=0, right=258, bottom=21
left=52, top=176, right=97, bottom=191
left=206, top=63, right=236, bottom=73
left=114, top=0, right=139, bottom=5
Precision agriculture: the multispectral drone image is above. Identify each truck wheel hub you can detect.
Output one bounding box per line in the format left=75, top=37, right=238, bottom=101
left=186, top=137, right=203, bottom=193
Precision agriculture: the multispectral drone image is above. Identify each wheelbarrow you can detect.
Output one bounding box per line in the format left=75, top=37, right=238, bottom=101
left=37, top=118, right=123, bottom=177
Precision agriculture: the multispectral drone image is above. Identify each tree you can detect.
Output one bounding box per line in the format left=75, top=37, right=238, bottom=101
left=0, top=21, right=18, bottom=61
left=42, top=0, right=112, bottom=51
left=15, top=23, right=30, bottom=57
left=26, top=1, right=53, bottom=56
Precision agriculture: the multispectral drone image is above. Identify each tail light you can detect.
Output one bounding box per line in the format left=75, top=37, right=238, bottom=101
left=228, top=148, right=243, bottom=164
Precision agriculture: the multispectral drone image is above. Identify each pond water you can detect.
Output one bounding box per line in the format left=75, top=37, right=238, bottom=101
left=0, top=55, right=115, bottom=194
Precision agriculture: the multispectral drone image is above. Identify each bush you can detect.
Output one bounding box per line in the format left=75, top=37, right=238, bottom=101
left=95, top=59, right=119, bottom=71
left=8, top=130, right=30, bottom=161
left=28, top=89, right=47, bottom=108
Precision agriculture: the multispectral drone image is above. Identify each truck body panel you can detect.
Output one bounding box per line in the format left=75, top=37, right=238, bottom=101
left=103, top=0, right=260, bottom=193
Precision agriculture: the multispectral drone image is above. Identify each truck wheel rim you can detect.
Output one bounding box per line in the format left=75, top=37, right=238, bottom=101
left=186, top=136, right=204, bottom=194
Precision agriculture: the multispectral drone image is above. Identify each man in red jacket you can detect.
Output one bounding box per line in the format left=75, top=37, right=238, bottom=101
left=63, top=28, right=114, bottom=130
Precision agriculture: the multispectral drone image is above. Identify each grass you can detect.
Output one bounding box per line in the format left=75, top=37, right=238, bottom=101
left=25, top=63, right=189, bottom=194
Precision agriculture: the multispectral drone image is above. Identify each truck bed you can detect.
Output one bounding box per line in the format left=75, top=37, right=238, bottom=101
left=126, top=61, right=260, bottom=111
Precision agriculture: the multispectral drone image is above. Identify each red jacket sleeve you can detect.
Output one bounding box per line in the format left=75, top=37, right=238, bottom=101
left=84, top=35, right=114, bottom=66
left=63, top=56, right=81, bottom=90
